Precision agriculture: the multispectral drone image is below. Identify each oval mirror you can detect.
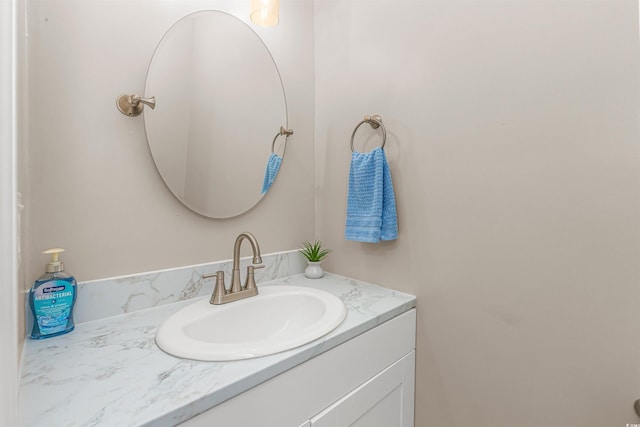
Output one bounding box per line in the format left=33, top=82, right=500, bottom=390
left=144, top=11, right=288, bottom=218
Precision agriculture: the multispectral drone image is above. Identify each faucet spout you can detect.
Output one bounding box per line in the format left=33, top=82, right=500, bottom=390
left=233, top=232, right=263, bottom=270
left=230, top=232, right=263, bottom=294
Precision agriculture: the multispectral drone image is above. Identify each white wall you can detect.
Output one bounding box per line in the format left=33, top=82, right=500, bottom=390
left=315, top=1, right=640, bottom=426
left=1, top=0, right=19, bottom=424
left=24, top=0, right=315, bottom=285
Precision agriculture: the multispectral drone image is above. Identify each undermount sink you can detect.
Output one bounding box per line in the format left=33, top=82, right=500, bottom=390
left=156, top=285, right=347, bottom=361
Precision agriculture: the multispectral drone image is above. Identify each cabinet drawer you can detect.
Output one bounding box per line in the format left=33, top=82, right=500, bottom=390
left=311, top=351, right=415, bottom=427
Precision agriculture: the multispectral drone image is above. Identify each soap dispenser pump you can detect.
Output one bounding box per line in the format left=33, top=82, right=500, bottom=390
left=29, top=248, right=77, bottom=339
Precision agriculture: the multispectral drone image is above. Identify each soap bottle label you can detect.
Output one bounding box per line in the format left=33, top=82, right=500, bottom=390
left=33, top=279, right=74, bottom=336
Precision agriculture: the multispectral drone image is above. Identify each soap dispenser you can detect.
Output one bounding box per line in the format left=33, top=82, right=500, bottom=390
left=29, top=248, right=77, bottom=339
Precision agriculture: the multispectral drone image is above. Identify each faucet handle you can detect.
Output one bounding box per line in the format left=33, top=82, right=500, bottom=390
left=244, top=264, right=264, bottom=291
left=204, top=271, right=227, bottom=305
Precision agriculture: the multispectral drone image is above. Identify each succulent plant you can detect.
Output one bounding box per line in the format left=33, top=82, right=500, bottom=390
left=299, top=240, right=332, bottom=262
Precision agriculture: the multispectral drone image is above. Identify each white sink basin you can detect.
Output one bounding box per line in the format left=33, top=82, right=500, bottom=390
left=156, top=285, right=347, bottom=361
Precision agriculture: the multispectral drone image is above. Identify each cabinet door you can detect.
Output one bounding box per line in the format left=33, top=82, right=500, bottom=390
left=310, top=351, right=415, bottom=427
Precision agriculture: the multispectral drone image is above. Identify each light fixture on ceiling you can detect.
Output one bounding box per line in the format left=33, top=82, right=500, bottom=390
left=250, top=0, right=279, bottom=27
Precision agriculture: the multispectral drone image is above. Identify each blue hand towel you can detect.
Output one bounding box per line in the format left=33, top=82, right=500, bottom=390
left=261, top=152, right=282, bottom=194
left=345, top=147, right=398, bottom=242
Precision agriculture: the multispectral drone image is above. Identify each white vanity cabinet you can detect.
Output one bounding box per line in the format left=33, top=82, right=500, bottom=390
left=180, top=309, right=416, bottom=427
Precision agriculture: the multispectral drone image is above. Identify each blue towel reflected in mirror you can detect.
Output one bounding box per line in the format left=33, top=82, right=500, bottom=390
left=262, top=152, right=282, bottom=194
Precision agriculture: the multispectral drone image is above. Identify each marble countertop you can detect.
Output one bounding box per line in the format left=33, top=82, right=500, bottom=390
left=19, top=273, right=416, bottom=427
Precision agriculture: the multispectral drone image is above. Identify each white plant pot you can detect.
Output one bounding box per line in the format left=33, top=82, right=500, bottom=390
left=304, top=261, right=324, bottom=279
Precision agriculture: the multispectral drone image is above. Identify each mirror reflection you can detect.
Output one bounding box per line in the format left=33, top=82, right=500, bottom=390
left=144, top=11, right=288, bottom=218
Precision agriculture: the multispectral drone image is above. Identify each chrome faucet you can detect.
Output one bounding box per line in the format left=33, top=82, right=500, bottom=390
left=203, top=232, right=264, bottom=305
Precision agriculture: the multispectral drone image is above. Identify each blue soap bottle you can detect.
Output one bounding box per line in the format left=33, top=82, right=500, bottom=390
left=29, top=248, right=77, bottom=339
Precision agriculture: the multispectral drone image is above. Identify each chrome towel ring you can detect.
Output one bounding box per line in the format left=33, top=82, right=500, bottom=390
left=350, top=115, right=386, bottom=152
left=272, top=126, right=294, bottom=153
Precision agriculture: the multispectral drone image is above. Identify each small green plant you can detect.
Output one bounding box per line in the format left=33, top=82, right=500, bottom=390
left=299, top=240, right=332, bottom=262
